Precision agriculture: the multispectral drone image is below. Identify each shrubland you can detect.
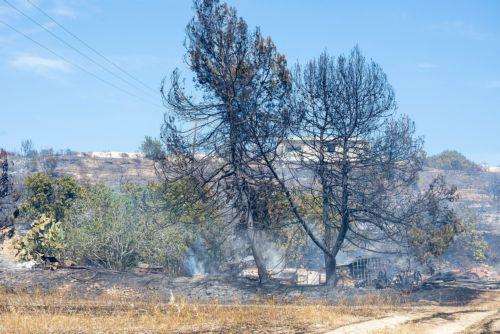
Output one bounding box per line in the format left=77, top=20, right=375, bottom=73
left=14, top=173, right=227, bottom=274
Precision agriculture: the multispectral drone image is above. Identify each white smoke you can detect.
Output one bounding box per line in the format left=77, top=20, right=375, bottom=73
left=186, top=249, right=205, bottom=276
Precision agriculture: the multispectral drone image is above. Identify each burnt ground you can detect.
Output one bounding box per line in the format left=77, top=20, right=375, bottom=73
left=0, top=266, right=373, bottom=303
left=1, top=264, right=498, bottom=307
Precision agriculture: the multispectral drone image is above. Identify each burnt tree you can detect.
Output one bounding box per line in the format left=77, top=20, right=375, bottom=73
left=262, top=48, right=425, bottom=285
left=0, top=149, right=15, bottom=240
left=0, top=149, right=9, bottom=199
left=158, top=0, right=291, bottom=282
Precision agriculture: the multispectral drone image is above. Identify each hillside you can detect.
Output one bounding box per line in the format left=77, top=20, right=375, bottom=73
left=9, top=152, right=498, bottom=215
left=10, top=153, right=156, bottom=188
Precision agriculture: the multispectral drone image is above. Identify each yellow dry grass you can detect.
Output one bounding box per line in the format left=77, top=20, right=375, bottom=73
left=0, top=290, right=404, bottom=333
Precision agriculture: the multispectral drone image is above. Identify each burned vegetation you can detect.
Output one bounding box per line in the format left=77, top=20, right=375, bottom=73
left=1, top=1, right=498, bottom=333
left=1, top=3, right=497, bottom=329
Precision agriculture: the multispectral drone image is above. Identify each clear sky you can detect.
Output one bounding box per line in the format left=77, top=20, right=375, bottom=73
left=0, top=0, right=499, bottom=165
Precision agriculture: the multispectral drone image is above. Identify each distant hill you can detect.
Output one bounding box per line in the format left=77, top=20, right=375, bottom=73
left=10, top=152, right=155, bottom=188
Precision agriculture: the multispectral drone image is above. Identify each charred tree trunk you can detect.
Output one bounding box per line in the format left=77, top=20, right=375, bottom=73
left=320, top=160, right=337, bottom=286
left=325, top=254, right=337, bottom=285
left=325, top=158, right=350, bottom=286
left=0, top=149, right=14, bottom=242
left=247, top=228, right=270, bottom=283
left=244, top=189, right=270, bottom=284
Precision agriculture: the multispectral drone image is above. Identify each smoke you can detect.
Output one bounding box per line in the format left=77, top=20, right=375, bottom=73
left=252, top=231, right=287, bottom=275
left=185, top=248, right=206, bottom=276
left=261, top=239, right=286, bottom=275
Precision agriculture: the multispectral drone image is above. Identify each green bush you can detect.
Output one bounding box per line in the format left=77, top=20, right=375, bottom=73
left=445, top=208, right=488, bottom=263
left=19, top=173, right=80, bottom=222
left=61, top=184, right=145, bottom=270
left=16, top=173, right=79, bottom=263
left=60, top=182, right=224, bottom=274
left=407, top=177, right=465, bottom=272
left=140, top=136, right=165, bottom=160
left=426, top=150, right=483, bottom=171
left=16, top=171, right=226, bottom=274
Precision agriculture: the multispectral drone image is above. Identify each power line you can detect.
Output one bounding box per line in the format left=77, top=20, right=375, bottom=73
left=0, top=19, right=163, bottom=109
left=26, top=0, right=159, bottom=95
left=3, top=0, right=159, bottom=102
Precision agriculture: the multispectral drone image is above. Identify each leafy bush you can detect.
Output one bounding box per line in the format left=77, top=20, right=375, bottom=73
left=61, top=184, right=147, bottom=270
left=19, top=173, right=80, bottom=222
left=16, top=172, right=226, bottom=273
left=445, top=208, right=488, bottom=264
left=61, top=182, right=224, bottom=273
left=407, top=177, right=465, bottom=272
left=426, top=150, right=483, bottom=171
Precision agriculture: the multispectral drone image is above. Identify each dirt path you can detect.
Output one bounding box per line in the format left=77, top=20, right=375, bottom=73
left=326, top=290, right=500, bottom=334
left=461, top=309, right=500, bottom=334
left=326, top=314, right=425, bottom=334
left=416, top=309, right=497, bottom=334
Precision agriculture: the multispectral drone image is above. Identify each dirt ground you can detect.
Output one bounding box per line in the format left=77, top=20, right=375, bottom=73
left=2, top=239, right=500, bottom=333
left=0, top=261, right=499, bottom=333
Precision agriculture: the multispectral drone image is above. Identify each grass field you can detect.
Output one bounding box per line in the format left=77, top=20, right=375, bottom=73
left=0, top=290, right=399, bottom=333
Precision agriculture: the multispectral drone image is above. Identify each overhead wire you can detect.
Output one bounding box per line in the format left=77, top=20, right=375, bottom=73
left=2, top=0, right=160, bottom=103
left=0, top=18, right=163, bottom=110
left=26, top=0, right=158, bottom=95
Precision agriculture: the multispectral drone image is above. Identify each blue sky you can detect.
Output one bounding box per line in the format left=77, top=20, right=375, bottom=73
left=0, top=0, right=499, bottom=165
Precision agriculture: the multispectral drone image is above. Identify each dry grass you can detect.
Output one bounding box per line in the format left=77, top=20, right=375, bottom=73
left=0, top=290, right=404, bottom=333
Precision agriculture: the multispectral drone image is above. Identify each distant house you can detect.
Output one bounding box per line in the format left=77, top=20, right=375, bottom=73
left=78, top=151, right=144, bottom=159
left=277, top=136, right=368, bottom=163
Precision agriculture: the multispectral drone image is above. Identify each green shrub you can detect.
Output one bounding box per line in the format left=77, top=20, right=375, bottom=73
left=60, top=182, right=223, bottom=274
left=19, top=173, right=80, bottom=222
left=16, top=173, right=226, bottom=274
left=16, top=173, right=79, bottom=263
left=61, top=184, right=143, bottom=270
left=426, top=150, right=482, bottom=171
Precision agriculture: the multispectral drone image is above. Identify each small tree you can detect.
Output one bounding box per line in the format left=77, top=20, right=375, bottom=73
left=20, top=139, right=38, bottom=172
left=21, top=139, right=37, bottom=158
left=406, top=177, right=466, bottom=273
left=140, top=136, right=165, bottom=160
left=444, top=207, right=488, bottom=265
